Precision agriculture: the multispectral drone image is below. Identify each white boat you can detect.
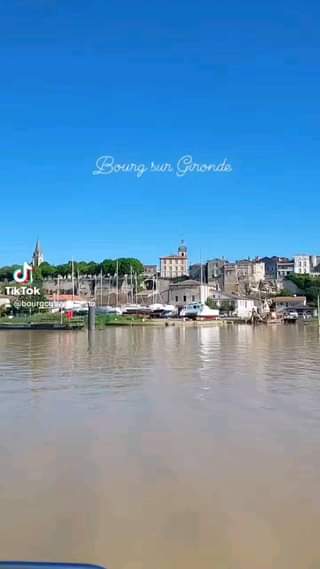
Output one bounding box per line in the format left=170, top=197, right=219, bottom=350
left=96, top=306, right=123, bottom=315
left=180, top=302, right=219, bottom=320
left=149, top=303, right=176, bottom=312
left=122, top=304, right=151, bottom=315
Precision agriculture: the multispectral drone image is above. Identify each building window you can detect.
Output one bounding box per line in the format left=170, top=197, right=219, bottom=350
left=183, top=296, right=187, bottom=302
left=175, top=296, right=178, bottom=302
left=192, top=295, right=195, bottom=301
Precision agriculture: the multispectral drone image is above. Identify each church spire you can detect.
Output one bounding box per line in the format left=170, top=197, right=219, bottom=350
left=32, top=239, right=44, bottom=267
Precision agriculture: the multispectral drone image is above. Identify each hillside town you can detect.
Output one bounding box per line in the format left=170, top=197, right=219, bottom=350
left=0, top=239, right=319, bottom=324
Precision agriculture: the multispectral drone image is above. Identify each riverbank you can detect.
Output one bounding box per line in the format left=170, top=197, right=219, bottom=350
left=1, top=313, right=316, bottom=331
left=0, top=313, right=85, bottom=330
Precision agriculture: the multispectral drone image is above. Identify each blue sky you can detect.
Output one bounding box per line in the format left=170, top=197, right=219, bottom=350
left=1, top=0, right=319, bottom=265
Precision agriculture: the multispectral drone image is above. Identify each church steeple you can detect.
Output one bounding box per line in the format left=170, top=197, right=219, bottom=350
left=178, top=239, right=187, bottom=258
left=32, top=239, right=44, bottom=267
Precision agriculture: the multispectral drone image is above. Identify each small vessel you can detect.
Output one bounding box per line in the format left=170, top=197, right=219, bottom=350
left=180, top=302, right=219, bottom=320
left=149, top=304, right=178, bottom=318
left=96, top=306, right=123, bottom=315
left=122, top=304, right=151, bottom=315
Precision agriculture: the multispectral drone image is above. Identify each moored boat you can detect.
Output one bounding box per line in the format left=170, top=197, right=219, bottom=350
left=180, top=302, right=219, bottom=320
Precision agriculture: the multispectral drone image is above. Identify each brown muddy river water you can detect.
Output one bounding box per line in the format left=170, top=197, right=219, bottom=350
left=0, top=324, right=320, bottom=569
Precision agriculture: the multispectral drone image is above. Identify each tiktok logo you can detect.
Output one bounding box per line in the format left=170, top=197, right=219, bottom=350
left=13, top=262, right=33, bottom=285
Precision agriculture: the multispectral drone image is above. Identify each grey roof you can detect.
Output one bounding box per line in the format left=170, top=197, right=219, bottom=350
left=169, top=279, right=202, bottom=287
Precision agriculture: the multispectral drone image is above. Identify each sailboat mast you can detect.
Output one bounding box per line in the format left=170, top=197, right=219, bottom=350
left=116, top=260, right=119, bottom=306
left=200, top=249, right=203, bottom=303
left=71, top=258, right=75, bottom=300
left=100, top=269, right=103, bottom=306
left=135, top=274, right=138, bottom=304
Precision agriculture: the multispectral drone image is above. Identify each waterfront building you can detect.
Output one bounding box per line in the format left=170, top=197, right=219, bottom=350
left=168, top=279, right=209, bottom=307
left=233, top=297, right=258, bottom=319
left=160, top=240, right=189, bottom=279
left=272, top=295, right=307, bottom=312
left=209, top=290, right=259, bottom=318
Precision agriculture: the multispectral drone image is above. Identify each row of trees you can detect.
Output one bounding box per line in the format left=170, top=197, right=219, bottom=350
left=0, top=258, right=145, bottom=281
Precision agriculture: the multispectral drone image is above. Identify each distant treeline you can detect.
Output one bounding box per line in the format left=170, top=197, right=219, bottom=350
left=0, top=258, right=144, bottom=281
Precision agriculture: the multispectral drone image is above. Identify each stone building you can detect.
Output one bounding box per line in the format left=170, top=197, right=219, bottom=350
left=206, top=258, right=225, bottom=290
left=223, top=263, right=239, bottom=294
left=237, top=259, right=265, bottom=286
left=168, top=280, right=210, bottom=307
left=143, top=265, right=158, bottom=277
left=160, top=240, right=189, bottom=279
left=189, top=263, right=207, bottom=282
left=223, top=260, right=265, bottom=294
left=262, top=257, right=294, bottom=281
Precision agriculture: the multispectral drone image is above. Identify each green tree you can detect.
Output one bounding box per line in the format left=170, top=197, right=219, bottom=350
left=100, top=259, right=116, bottom=275
left=0, top=265, right=20, bottom=282
left=38, top=262, right=57, bottom=278
left=55, top=263, right=70, bottom=277
left=286, top=274, right=320, bottom=304
left=220, top=300, right=235, bottom=313
left=116, top=258, right=144, bottom=276
left=85, top=261, right=100, bottom=275
left=206, top=298, right=219, bottom=309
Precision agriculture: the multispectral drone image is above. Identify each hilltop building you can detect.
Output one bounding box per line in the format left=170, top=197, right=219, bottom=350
left=160, top=240, right=189, bottom=279
left=262, top=257, right=294, bottom=281
left=223, top=259, right=265, bottom=294
left=32, top=239, right=44, bottom=268
left=294, top=255, right=320, bottom=274
left=207, top=258, right=225, bottom=289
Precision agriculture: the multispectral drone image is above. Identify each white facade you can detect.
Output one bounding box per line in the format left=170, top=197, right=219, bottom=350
left=294, top=255, right=311, bottom=274
left=234, top=298, right=257, bottom=318
left=160, top=241, right=189, bottom=279
left=253, top=262, right=265, bottom=283
left=168, top=281, right=209, bottom=306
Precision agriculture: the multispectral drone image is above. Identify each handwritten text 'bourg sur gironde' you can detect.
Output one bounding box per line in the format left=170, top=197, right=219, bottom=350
left=92, top=155, right=232, bottom=178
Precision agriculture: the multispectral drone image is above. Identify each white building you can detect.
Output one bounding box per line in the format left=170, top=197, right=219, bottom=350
left=209, top=291, right=259, bottom=318
left=168, top=280, right=209, bottom=306
left=233, top=297, right=257, bottom=318
left=293, top=255, right=320, bottom=274
left=294, top=255, right=311, bottom=274
left=160, top=241, right=189, bottom=279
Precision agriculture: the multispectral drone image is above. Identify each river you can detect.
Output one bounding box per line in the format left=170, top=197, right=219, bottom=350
left=0, top=324, right=320, bottom=569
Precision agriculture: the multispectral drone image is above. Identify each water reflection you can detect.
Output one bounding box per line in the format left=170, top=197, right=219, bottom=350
left=0, top=325, right=320, bottom=569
